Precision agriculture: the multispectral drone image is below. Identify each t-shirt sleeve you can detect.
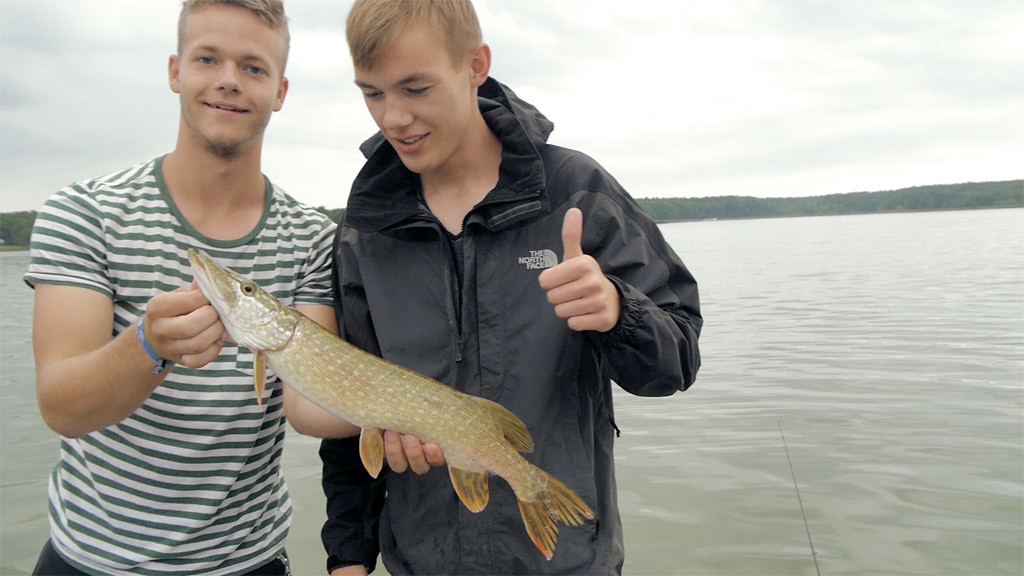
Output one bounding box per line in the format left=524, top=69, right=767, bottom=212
left=293, top=217, right=337, bottom=306
left=23, top=188, right=112, bottom=297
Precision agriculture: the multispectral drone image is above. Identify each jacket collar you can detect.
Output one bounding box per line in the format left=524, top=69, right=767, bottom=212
left=345, top=78, right=552, bottom=234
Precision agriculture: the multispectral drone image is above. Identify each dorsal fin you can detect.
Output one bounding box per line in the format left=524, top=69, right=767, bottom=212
left=472, top=397, right=534, bottom=453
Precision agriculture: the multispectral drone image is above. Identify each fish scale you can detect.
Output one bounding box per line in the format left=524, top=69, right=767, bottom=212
left=187, top=248, right=593, bottom=560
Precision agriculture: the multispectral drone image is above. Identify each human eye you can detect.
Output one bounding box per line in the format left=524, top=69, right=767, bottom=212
left=197, top=55, right=215, bottom=65
left=244, top=65, right=266, bottom=76
left=405, top=86, right=430, bottom=97
left=361, top=90, right=383, bottom=101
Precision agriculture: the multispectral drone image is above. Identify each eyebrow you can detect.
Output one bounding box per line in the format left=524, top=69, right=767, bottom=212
left=355, top=73, right=432, bottom=90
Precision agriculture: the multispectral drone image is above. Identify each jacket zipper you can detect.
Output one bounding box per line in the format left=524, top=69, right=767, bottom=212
left=440, top=237, right=463, bottom=363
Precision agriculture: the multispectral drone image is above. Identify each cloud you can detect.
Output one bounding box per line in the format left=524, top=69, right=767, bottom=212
left=1, top=0, right=1021, bottom=213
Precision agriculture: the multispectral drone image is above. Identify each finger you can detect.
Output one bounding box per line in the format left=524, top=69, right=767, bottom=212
left=561, top=207, right=584, bottom=261
left=148, top=286, right=210, bottom=319
left=402, top=434, right=431, bottom=475
left=177, top=339, right=223, bottom=369
left=383, top=430, right=408, bottom=473
left=422, top=443, right=446, bottom=467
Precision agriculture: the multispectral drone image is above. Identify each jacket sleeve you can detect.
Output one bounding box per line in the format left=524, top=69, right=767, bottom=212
left=577, top=187, right=703, bottom=396
left=320, top=437, right=386, bottom=574
left=320, top=223, right=386, bottom=573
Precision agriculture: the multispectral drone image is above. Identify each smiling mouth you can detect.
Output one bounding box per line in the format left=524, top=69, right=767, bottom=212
left=206, top=102, right=248, bottom=113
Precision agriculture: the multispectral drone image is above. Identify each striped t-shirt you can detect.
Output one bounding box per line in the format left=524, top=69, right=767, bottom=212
left=24, top=156, right=337, bottom=575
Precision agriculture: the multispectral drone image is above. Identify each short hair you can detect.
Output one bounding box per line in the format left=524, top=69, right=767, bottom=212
left=177, top=0, right=291, bottom=72
left=346, top=0, right=482, bottom=70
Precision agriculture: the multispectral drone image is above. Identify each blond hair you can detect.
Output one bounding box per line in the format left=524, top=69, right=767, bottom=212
left=178, top=0, right=291, bottom=71
left=346, top=0, right=482, bottom=70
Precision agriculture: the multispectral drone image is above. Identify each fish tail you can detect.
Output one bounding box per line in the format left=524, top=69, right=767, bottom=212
left=516, top=471, right=595, bottom=560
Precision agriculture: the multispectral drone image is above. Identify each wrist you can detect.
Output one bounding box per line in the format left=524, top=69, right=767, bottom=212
left=137, top=315, right=172, bottom=374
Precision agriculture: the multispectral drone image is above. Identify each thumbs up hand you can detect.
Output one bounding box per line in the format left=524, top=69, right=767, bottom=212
left=538, top=208, right=621, bottom=332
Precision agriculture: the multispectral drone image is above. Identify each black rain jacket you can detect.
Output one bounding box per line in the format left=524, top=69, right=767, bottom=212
left=320, top=77, right=702, bottom=575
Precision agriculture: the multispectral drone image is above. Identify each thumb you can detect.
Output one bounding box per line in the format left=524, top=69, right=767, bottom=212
left=561, top=207, right=584, bottom=261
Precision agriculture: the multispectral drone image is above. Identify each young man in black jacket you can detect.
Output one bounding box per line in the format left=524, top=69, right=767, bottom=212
left=320, top=1, right=702, bottom=573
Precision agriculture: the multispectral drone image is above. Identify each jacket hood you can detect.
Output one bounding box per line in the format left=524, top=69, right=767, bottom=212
left=346, top=77, right=554, bottom=233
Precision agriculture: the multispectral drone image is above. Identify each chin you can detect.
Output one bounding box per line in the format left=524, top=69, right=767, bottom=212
left=206, top=142, right=244, bottom=159
left=202, top=134, right=254, bottom=159
left=395, top=153, right=438, bottom=175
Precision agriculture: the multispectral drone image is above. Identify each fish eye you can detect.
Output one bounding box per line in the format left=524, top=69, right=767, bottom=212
left=242, top=283, right=255, bottom=295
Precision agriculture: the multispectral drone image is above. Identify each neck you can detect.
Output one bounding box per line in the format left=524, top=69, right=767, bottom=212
left=162, top=140, right=267, bottom=240
left=421, top=113, right=501, bottom=197
left=420, top=114, right=502, bottom=234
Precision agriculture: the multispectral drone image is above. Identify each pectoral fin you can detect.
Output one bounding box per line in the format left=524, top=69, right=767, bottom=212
left=254, top=352, right=266, bottom=406
left=359, top=427, right=384, bottom=478
left=449, top=466, right=489, bottom=513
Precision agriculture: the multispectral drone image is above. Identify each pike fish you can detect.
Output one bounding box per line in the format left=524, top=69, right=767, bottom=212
left=187, top=248, right=594, bottom=560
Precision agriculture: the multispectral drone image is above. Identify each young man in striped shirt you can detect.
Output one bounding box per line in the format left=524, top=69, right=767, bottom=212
left=24, top=1, right=356, bottom=574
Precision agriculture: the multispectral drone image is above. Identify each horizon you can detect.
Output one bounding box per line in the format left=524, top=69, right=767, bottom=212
left=2, top=179, right=1019, bottom=217
left=3, top=178, right=1021, bottom=215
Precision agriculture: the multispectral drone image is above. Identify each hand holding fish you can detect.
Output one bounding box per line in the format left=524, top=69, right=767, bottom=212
left=141, top=283, right=225, bottom=369
left=538, top=208, right=621, bottom=332
left=383, top=430, right=445, bottom=474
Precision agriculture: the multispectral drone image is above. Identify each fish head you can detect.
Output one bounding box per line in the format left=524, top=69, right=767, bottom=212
left=187, top=248, right=298, bottom=352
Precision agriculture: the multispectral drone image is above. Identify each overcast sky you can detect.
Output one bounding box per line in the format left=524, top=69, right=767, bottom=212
left=1, top=0, right=1022, bottom=213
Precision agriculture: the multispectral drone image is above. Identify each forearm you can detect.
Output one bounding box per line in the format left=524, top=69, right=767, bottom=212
left=594, top=276, right=701, bottom=396
left=284, top=304, right=361, bottom=439
left=283, top=385, right=360, bottom=438
left=36, top=321, right=166, bottom=438
left=320, top=437, right=386, bottom=574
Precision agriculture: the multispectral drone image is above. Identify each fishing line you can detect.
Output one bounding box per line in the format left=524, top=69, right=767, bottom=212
left=778, top=420, right=821, bottom=576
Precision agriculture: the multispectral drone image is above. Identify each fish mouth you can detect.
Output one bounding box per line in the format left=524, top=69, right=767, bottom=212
left=187, top=248, right=206, bottom=271
left=188, top=248, right=223, bottom=301
left=187, top=248, right=211, bottom=283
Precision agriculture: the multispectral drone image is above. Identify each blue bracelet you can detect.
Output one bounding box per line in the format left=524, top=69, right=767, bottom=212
left=137, top=315, right=171, bottom=374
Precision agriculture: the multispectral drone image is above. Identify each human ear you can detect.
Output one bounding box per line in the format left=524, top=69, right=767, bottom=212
left=469, top=42, right=491, bottom=87
left=168, top=55, right=181, bottom=94
left=273, top=76, right=289, bottom=112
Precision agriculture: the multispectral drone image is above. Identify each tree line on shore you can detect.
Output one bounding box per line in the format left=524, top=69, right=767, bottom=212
left=2, top=180, right=1020, bottom=249
left=634, top=180, right=1022, bottom=222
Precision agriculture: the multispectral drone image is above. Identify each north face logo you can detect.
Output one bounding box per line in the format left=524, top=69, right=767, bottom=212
left=518, top=249, right=559, bottom=270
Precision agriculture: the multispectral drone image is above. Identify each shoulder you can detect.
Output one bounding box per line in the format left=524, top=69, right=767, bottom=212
left=41, top=158, right=163, bottom=218
left=537, top=146, right=667, bottom=248
left=268, top=183, right=336, bottom=231
left=540, top=145, right=621, bottom=195
left=539, top=145, right=641, bottom=213
left=35, top=157, right=171, bottom=246
left=28, top=158, right=170, bottom=294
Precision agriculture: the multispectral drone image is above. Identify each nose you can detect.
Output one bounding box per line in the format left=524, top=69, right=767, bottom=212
left=379, top=98, right=413, bottom=132
left=216, top=64, right=242, bottom=92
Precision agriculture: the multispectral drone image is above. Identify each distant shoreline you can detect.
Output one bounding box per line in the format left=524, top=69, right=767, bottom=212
left=2, top=204, right=1021, bottom=252
left=651, top=203, right=1022, bottom=224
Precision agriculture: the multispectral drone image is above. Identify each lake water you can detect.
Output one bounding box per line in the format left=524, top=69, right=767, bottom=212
left=2, top=208, right=1022, bottom=575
